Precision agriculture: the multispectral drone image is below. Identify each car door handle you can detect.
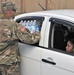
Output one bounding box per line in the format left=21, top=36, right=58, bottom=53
left=42, top=59, right=56, bottom=65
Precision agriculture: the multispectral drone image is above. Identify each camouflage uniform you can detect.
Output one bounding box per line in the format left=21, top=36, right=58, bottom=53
left=0, top=19, right=40, bottom=75
left=0, top=2, right=20, bottom=75
left=0, top=2, right=40, bottom=75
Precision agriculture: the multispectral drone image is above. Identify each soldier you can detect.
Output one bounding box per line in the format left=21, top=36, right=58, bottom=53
left=0, top=1, right=40, bottom=75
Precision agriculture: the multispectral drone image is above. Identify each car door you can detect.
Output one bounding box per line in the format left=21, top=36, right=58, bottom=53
left=41, top=18, right=74, bottom=75
left=15, top=16, right=46, bottom=75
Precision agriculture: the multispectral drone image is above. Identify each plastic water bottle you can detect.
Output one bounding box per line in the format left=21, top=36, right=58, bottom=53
left=36, top=26, right=40, bottom=32
left=19, top=20, right=27, bottom=27
left=19, top=20, right=23, bottom=25
left=26, top=21, right=30, bottom=30
left=29, top=20, right=33, bottom=32
left=36, top=22, right=40, bottom=32
left=31, top=20, right=36, bottom=33
left=23, top=20, right=27, bottom=27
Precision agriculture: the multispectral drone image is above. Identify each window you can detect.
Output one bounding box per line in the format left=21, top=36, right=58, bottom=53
left=49, top=18, right=74, bottom=54
left=16, top=16, right=44, bottom=31
left=16, top=16, right=44, bottom=46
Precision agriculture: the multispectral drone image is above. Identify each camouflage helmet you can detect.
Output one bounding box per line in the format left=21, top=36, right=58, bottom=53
left=1, top=1, right=16, bottom=11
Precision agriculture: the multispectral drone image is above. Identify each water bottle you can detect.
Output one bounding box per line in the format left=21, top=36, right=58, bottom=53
left=23, top=20, right=27, bottom=27
left=19, top=20, right=23, bottom=25
left=36, top=22, right=40, bottom=32
left=31, top=20, right=36, bottom=33
left=25, top=21, right=28, bottom=28
left=30, top=20, right=33, bottom=33
left=19, top=20, right=27, bottom=27
left=36, top=26, right=40, bottom=32
left=28, top=21, right=30, bottom=30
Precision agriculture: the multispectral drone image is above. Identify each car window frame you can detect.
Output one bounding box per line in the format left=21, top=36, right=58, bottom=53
left=15, top=16, right=45, bottom=46
left=48, top=17, right=74, bottom=56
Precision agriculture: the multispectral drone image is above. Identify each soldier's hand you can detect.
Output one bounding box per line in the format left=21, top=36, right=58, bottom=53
left=20, top=26, right=26, bottom=32
left=18, top=25, right=26, bottom=32
left=19, top=25, right=30, bottom=33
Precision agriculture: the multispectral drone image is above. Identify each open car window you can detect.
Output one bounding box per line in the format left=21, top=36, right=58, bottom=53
left=49, top=18, right=74, bottom=55
left=16, top=16, right=44, bottom=31
left=15, top=16, right=44, bottom=46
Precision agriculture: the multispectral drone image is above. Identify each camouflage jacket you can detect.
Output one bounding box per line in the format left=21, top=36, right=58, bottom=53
left=0, top=19, right=40, bottom=65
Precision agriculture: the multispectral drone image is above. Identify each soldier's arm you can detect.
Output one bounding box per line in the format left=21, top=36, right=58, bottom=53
left=14, top=22, right=40, bottom=44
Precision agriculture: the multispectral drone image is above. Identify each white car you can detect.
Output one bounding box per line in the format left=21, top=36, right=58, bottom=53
left=14, top=10, right=74, bottom=75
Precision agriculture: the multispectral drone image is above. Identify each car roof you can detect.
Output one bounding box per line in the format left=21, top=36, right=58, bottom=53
left=14, top=9, right=74, bottom=22
left=43, top=9, right=74, bottom=17
left=15, top=9, right=74, bottom=17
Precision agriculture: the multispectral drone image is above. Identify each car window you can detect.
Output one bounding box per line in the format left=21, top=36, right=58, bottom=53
left=16, top=16, right=44, bottom=31
left=49, top=18, right=74, bottom=55
left=15, top=16, right=44, bottom=46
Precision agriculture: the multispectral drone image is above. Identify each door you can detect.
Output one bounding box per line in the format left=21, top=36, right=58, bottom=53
left=15, top=16, right=45, bottom=75
left=41, top=49, right=74, bottom=75
left=41, top=18, right=74, bottom=75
